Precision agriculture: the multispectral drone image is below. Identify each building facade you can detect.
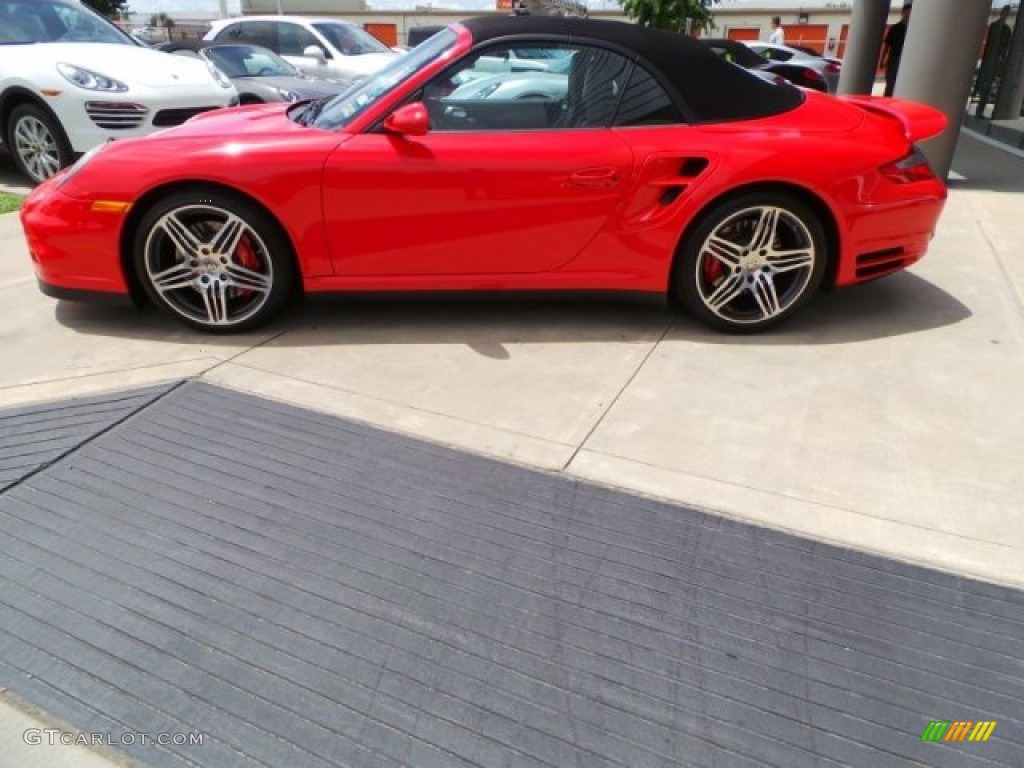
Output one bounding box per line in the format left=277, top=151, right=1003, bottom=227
left=231, top=1, right=942, bottom=54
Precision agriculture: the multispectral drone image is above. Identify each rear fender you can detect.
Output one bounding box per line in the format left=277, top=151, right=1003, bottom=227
left=840, top=96, right=947, bottom=143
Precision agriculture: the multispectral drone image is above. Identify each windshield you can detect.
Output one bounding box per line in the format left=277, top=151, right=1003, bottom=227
left=312, top=22, right=391, bottom=56
left=0, top=0, right=135, bottom=45
left=309, top=28, right=457, bottom=130
left=205, top=44, right=299, bottom=78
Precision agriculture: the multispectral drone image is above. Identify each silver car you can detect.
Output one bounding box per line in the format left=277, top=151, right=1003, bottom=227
left=159, top=41, right=350, bottom=104
left=745, top=42, right=842, bottom=94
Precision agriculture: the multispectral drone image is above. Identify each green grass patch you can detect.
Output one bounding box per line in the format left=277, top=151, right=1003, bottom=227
left=0, top=191, right=24, bottom=215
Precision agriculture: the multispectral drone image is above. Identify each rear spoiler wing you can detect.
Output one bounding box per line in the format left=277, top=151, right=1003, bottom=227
left=839, top=96, right=947, bottom=143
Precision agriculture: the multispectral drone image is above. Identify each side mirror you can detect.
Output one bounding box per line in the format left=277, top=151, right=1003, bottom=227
left=383, top=102, right=430, bottom=136
left=302, top=44, right=327, bottom=62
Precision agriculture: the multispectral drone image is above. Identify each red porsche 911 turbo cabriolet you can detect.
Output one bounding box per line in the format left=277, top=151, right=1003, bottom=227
left=20, top=16, right=948, bottom=333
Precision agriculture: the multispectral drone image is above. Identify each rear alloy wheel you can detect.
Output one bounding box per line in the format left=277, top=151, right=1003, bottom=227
left=676, top=192, right=827, bottom=332
left=133, top=190, right=295, bottom=332
left=8, top=104, right=73, bottom=184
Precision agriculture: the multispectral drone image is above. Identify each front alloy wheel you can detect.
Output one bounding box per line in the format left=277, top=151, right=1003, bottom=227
left=677, top=193, right=826, bottom=332
left=134, top=191, right=294, bottom=332
left=8, top=104, right=73, bottom=184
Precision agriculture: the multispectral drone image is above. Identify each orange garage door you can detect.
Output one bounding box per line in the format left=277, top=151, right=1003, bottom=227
left=364, top=23, right=397, bottom=47
left=786, top=24, right=829, bottom=55
left=727, top=27, right=760, bottom=42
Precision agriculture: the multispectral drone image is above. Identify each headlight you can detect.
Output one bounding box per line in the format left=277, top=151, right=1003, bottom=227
left=275, top=88, right=302, bottom=102
left=205, top=61, right=233, bottom=89
left=58, top=142, right=108, bottom=188
left=57, top=63, right=128, bottom=92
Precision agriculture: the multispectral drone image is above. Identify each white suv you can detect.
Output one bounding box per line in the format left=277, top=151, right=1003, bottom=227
left=0, top=0, right=237, bottom=183
left=205, top=16, right=397, bottom=84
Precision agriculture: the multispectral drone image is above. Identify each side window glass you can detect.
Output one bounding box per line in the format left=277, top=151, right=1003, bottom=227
left=245, top=51, right=279, bottom=75
left=561, top=47, right=631, bottom=128
left=613, top=65, right=683, bottom=126
left=278, top=23, right=320, bottom=56
left=216, top=22, right=240, bottom=41
left=234, top=21, right=273, bottom=50
left=421, top=43, right=629, bottom=132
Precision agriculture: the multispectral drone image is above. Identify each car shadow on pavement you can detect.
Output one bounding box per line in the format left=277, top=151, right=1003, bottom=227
left=54, top=296, right=676, bottom=360
left=51, top=300, right=283, bottom=349
left=670, top=270, right=972, bottom=346
left=52, top=270, right=969, bottom=352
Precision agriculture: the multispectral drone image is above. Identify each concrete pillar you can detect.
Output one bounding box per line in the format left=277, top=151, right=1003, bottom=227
left=993, top=8, right=1024, bottom=120
left=837, top=0, right=891, bottom=96
left=895, top=0, right=993, bottom=178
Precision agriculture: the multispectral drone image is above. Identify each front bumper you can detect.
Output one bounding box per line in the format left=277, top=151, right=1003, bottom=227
left=37, top=278, right=135, bottom=305
left=51, top=90, right=238, bottom=154
left=21, top=180, right=130, bottom=296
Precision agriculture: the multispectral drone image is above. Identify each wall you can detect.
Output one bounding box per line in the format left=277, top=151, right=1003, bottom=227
left=229, top=3, right=1016, bottom=51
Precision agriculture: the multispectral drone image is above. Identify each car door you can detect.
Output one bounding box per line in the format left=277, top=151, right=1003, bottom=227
left=321, top=43, right=637, bottom=277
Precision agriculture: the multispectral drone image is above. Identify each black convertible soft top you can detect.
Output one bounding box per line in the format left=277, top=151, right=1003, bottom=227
left=460, top=16, right=804, bottom=123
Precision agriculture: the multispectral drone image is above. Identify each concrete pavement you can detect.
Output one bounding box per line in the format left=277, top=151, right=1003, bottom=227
left=0, top=690, right=139, bottom=768
left=1, top=134, right=1022, bottom=592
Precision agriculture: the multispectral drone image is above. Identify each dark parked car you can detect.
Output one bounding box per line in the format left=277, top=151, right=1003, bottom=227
left=703, top=38, right=836, bottom=93
left=158, top=40, right=350, bottom=104
left=407, top=25, right=446, bottom=48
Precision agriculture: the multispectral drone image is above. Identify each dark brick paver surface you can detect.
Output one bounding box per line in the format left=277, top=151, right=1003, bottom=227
left=1, top=381, right=1021, bottom=767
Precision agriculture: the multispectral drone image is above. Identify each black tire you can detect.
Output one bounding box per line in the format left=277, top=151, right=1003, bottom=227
left=132, top=188, right=296, bottom=333
left=7, top=103, right=74, bottom=184
left=674, top=191, right=827, bottom=333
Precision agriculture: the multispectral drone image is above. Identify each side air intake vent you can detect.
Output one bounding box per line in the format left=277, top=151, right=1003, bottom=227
left=855, top=248, right=906, bottom=279
left=659, top=186, right=687, bottom=205
left=680, top=158, right=709, bottom=177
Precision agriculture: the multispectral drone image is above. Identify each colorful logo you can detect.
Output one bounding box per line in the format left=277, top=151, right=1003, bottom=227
left=921, top=721, right=997, bottom=742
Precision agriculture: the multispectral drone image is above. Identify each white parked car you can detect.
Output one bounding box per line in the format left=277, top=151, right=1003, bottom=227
left=0, top=0, right=238, bottom=183
left=449, top=71, right=569, bottom=102
left=205, top=16, right=398, bottom=84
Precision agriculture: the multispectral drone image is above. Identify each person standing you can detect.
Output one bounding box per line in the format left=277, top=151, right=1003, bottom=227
left=974, top=5, right=1013, bottom=117
left=880, top=3, right=911, bottom=98
left=768, top=16, right=785, bottom=46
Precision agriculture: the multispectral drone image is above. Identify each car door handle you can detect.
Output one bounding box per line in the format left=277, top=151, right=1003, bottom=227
left=568, top=168, right=621, bottom=189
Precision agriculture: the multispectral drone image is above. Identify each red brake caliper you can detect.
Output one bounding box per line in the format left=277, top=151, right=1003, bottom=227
left=234, top=235, right=260, bottom=297
left=702, top=249, right=724, bottom=286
